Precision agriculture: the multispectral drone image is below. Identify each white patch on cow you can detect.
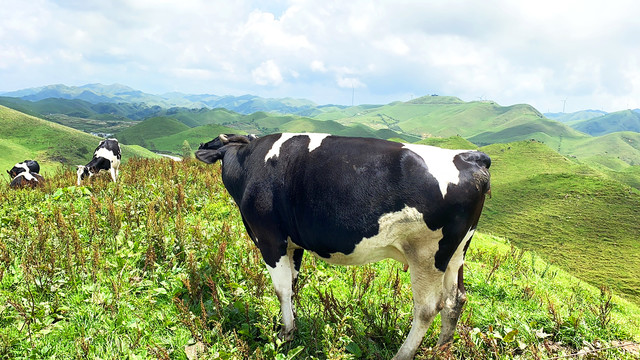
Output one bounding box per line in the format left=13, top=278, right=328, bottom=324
left=94, top=147, right=119, bottom=162
left=17, top=172, right=36, bottom=181
left=402, top=143, right=466, bottom=198
left=15, top=163, right=29, bottom=173
left=266, top=255, right=296, bottom=334
left=265, top=133, right=330, bottom=162
left=323, top=206, right=441, bottom=269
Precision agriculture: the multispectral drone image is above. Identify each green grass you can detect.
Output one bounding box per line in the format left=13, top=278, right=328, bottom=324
left=1, top=158, right=638, bottom=359
left=0, top=105, right=159, bottom=176
left=479, top=140, right=640, bottom=303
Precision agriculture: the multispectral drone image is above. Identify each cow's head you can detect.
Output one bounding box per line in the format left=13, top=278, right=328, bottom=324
left=196, top=134, right=257, bottom=164
left=198, top=134, right=257, bottom=150
left=76, top=165, right=96, bottom=185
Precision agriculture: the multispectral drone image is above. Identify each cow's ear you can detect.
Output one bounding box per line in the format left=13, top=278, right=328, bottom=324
left=195, top=149, right=224, bottom=164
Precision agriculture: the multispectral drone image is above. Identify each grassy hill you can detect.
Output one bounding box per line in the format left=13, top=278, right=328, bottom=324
left=143, top=124, right=241, bottom=154
left=569, top=109, right=640, bottom=136
left=153, top=107, right=245, bottom=127
left=315, top=96, right=590, bottom=148
left=0, top=105, right=158, bottom=176
left=479, top=140, right=640, bottom=303
left=115, top=117, right=190, bottom=147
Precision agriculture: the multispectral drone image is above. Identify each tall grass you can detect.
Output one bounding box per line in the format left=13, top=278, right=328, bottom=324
left=1, top=159, right=638, bottom=359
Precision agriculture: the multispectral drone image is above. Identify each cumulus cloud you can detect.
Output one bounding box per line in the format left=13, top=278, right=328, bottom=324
left=252, top=60, right=283, bottom=86
left=0, top=0, right=639, bottom=111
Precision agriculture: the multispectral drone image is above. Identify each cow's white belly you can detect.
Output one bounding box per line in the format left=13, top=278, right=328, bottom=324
left=311, top=206, right=442, bottom=266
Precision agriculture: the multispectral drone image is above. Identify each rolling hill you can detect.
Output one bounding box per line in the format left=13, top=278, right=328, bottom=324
left=0, top=105, right=159, bottom=176
left=114, top=111, right=419, bottom=154
left=569, top=109, right=640, bottom=136
left=137, top=124, right=242, bottom=154
left=479, top=140, right=640, bottom=302
left=115, top=117, right=191, bottom=147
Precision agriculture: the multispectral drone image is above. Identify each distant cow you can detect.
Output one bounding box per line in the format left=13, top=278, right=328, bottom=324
left=7, top=160, right=40, bottom=179
left=196, top=133, right=491, bottom=359
left=77, top=139, right=121, bottom=185
left=10, top=171, right=45, bottom=189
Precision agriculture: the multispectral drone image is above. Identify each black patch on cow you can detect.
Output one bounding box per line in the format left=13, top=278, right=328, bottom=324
left=431, top=152, right=491, bottom=272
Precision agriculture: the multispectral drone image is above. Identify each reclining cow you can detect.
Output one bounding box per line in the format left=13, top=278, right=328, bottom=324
left=6, top=160, right=40, bottom=179
left=10, top=171, right=45, bottom=189
left=196, top=133, right=491, bottom=359
left=77, top=139, right=121, bottom=185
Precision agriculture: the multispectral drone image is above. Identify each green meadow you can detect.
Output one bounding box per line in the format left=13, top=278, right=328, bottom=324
left=1, top=158, right=638, bottom=359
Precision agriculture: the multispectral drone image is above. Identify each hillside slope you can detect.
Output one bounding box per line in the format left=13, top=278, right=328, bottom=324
left=570, top=109, right=640, bottom=136
left=479, top=140, right=640, bottom=302
left=115, top=117, right=190, bottom=147
left=0, top=106, right=158, bottom=175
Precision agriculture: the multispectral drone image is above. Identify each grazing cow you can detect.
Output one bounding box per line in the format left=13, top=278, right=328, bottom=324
left=77, top=139, right=121, bottom=185
left=10, top=171, right=45, bottom=189
left=7, top=160, right=40, bottom=179
left=196, top=133, right=491, bottom=360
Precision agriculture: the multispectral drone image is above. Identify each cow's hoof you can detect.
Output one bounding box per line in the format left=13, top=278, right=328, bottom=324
left=278, top=327, right=296, bottom=342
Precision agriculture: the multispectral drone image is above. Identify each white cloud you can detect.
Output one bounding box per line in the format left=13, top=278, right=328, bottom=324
left=252, top=60, right=283, bottom=86
left=1, top=0, right=639, bottom=111
left=310, top=60, right=326, bottom=72
left=337, top=76, right=365, bottom=89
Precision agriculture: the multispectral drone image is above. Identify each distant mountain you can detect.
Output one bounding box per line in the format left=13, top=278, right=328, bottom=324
left=0, top=96, right=161, bottom=121
left=1, top=83, right=320, bottom=115
left=569, top=109, right=640, bottom=136
left=544, top=110, right=608, bottom=123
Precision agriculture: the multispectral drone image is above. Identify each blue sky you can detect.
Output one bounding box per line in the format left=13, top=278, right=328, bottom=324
left=1, top=0, right=639, bottom=112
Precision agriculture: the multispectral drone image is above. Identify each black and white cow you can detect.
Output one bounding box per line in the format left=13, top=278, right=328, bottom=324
left=77, top=139, right=121, bottom=185
left=10, top=171, right=45, bottom=189
left=196, top=133, right=491, bottom=360
left=7, top=160, right=40, bottom=179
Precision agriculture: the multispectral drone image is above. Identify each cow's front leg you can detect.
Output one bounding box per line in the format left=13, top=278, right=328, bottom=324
left=265, top=249, right=297, bottom=340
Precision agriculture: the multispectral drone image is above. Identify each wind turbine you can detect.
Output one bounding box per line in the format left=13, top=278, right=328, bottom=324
left=561, top=98, right=567, bottom=113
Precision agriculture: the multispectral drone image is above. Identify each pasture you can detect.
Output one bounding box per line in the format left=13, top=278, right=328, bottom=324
left=1, top=158, right=638, bottom=359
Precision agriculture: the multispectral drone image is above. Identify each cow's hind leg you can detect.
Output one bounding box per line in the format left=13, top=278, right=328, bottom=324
left=265, top=248, right=298, bottom=341
left=437, top=265, right=467, bottom=347
left=438, top=230, right=474, bottom=347
left=393, top=263, right=444, bottom=360
left=110, top=161, right=120, bottom=183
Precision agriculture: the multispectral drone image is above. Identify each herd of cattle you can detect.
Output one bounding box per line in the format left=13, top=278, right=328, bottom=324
left=6, top=133, right=491, bottom=360
left=5, top=138, right=121, bottom=189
